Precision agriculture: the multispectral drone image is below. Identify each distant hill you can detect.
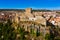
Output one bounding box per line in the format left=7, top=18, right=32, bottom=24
left=0, top=9, right=52, bottom=12
left=0, top=9, right=25, bottom=12
left=32, top=9, right=52, bottom=12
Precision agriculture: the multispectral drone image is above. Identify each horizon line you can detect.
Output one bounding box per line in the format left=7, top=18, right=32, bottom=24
left=0, top=8, right=60, bottom=10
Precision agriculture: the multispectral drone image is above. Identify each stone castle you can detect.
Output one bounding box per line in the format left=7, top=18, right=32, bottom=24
left=0, top=8, right=58, bottom=34
left=14, top=8, right=46, bottom=25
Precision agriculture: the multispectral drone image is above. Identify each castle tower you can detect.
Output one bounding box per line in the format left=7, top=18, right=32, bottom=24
left=25, top=8, right=33, bottom=17
left=14, top=12, right=19, bottom=24
left=25, top=8, right=32, bottom=14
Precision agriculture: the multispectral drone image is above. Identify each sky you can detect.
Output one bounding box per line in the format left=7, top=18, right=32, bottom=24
left=0, top=0, right=60, bottom=10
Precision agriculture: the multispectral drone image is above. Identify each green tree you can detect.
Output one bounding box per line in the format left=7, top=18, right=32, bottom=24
left=45, top=33, right=50, bottom=40
left=17, top=27, right=26, bottom=40
left=0, top=19, right=16, bottom=40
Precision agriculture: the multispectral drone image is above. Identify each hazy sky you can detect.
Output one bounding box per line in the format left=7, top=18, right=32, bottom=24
left=0, top=0, right=60, bottom=10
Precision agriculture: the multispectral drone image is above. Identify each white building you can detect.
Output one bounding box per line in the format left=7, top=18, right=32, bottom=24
left=29, top=17, right=37, bottom=21
left=51, top=20, right=55, bottom=25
